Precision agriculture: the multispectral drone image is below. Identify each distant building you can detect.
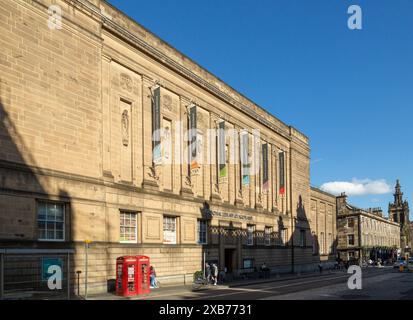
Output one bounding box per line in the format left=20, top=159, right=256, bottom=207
left=309, top=187, right=337, bottom=268
left=336, top=193, right=400, bottom=263
left=388, top=180, right=411, bottom=254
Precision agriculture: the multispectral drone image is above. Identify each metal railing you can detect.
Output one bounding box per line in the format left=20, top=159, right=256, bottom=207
left=0, top=248, right=74, bottom=300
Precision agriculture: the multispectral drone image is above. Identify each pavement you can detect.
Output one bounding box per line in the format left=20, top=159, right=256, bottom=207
left=85, top=266, right=413, bottom=300
left=85, top=268, right=362, bottom=300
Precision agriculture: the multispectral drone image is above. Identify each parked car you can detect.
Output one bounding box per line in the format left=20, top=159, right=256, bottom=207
left=393, top=258, right=407, bottom=268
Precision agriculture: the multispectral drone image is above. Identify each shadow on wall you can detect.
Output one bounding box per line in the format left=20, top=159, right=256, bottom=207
left=0, top=78, right=75, bottom=298
left=291, top=195, right=325, bottom=273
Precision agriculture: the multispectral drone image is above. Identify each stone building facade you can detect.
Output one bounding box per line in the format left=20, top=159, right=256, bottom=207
left=0, top=0, right=335, bottom=294
left=336, top=194, right=400, bottom=263
left=309, top=187, right=337, bottom=268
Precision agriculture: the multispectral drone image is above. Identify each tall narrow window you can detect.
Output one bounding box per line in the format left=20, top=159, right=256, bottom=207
left=312, top=233, right=318, bottom=254
left=120, top=211, right=137, bottom=243
left=197, top=219, right=207, bottom=245
left=328, top=233, right=332, bottom=254
left=247, top=225, right=255, bottom=246
left=348, top=234, right=355, bottom=246
left=299, top=230, right=306, bottom=247
left=265, top=226, right=272, bottom=246
left=163, top=216, right=177, bottom=244
left=281, top=228, right=288, bottom=246
left=37, top=202, right=65, bottom=241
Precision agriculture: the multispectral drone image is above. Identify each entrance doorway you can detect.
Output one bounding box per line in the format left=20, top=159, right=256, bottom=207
left=224, top=248, right=236, bottom=272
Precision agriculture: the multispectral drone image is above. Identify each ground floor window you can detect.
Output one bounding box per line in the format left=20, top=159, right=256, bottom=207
left=348, top=234, right=355, bottom=246
left=312, top=232, right=318, bottom=254
left=197, top=219, right=208, bottom=244
left=281, top=228, right=288, bottom=246
left=299, top=229, right=306, bottom=247
left=37, top=201, right=65, bottom=241
left=265, top=226, right=272, bottom=246
left=247, top=225, right=255, bottom=246
left=120, top=211, right=137, bottom=243
left=243, top=258, right=254, bottom=269
left=163, top=216, right=177, bottom=244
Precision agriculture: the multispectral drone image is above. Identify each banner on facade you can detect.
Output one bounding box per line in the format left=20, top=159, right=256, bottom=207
left=218, top=121, right=227, bottom=180
left=189, top=105, right=200, bottom=175
left=192, top=134, right=203, bottom=176
left=240, top=132, right=250, bottom=186
left=152, top=87, right=162, bottom=165
left=262, top=143, right=269, bottom=191
left=279, top=151, right=285, bottom=195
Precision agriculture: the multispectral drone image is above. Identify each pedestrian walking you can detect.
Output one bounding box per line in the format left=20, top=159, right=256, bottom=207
left=212, top=263, right=218, bottom=285
left=318, top=263, right=323, bottom=273
left=205, top=263, right=211, bottom=284
left=150, top=266, right=158, bottom=288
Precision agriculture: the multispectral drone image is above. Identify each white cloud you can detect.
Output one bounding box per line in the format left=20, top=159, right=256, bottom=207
left=320, top=178, right=391, bottom=196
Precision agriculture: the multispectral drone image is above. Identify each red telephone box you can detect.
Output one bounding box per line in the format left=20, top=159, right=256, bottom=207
left=116, top=256, right=138, bottom=297
left=135, top=255, right=150, bottom=295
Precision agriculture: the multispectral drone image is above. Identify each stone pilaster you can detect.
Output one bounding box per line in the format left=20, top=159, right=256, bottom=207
left=180, top=96, right=194, bottom=196
left=141, top=75, right=159, bottom=190
left=210, top=113, right=221, bottom=202
left=101, top=54, right=113, bottom=180
left=234, top=126, right=244, bottom=207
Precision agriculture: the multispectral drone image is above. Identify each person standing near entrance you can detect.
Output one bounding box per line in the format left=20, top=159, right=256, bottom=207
left=212, top=263, right=218, bottom=286
left=205, top=263, right=211, bottom=284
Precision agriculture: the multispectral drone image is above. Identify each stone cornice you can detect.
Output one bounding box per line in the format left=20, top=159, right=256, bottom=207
left=101, top=18, right=294, bottom=141
left=70, top=0, right=306, bottom=143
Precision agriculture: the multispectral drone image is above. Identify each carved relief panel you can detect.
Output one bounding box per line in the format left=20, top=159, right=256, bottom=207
left=109, top=61, right=142, bottom=185
left=159, top=88, right=180, bottom=193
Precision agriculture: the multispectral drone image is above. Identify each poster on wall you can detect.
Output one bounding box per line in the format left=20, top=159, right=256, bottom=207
left=163, top=230, right=177, bottom=244
left=162, top=119, right=172, bottom=164
left=192, top=133, right=203, bottom=176
left=240, top=132, right=250, bottom=186
left=279, top=151, right=285, bottom=195
left=152, top=87, right=162, bottom=165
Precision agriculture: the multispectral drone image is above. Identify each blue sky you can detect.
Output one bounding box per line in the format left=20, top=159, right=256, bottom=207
left=108, top=0, right=412, bottom=218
